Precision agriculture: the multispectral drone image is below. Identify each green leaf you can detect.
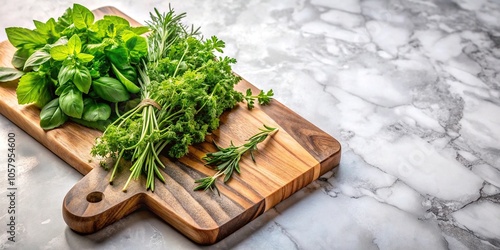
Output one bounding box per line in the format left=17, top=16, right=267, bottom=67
left=129, top=26, right=150, bottom=35
left=257, top=89, right=274, bottom=105
left=93, top=19, right=112, bottom=39
left=120, top=30, right=136, bottom=42
left=52, top=36, right=69, bottom=47
left=69, top=117, right=111, bottom=131
left=111, top=63, right=140, bottom=94
left=34, top=18, right=58, bottom=39
left=59, top=85, right=83, bottom=118
left=105, top=45, right=129, bottom=69
left=46, top=18, right=58, bottom=34
left=67, top=34, right=82, bottom=54
left=0, top=67, right=24, bottom=82
left=103, top=15, right=130, bottom=27
left=55, top=82, right=71, bottom=96
left=58, top=64, right=76, bottom=85
left=86, top=38, right=115, bottom=54
left=83, top=101, right=111, bottom=121
left=244, top=89, right=255, bottom=110
left=72, top=3, right=94, bottom=30
left=76, top=53, right=94, bottom=63
left=24, top=49, right=51, bottom=70
left=5, top=27, right=47, bottom=49
left=11, top=49, right=30, bottom=69
left=206, top=36, right=225, bottom=53
left=40, top=98, right=68, bottom=130
left=56, top=7, right=73, bottom=31
left=107, top=23, right=117, bottom=38
left=16, top=72, right=52, bottom=108
left=124, top=33, right=148, bottom=62
left=103, top=15, right=130, bottom=34
left=34, top=20, right=48, bottom=32
left=118, top=64, right=137, bottom=82
left=92, top=76, right=130, bottom=102
left=50, top=45, right=70, bottom=61
left=73, top=65, right=92, bottom=94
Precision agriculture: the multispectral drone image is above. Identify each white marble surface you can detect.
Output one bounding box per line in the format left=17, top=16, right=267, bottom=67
left=1, top=0, right=500, bottom=249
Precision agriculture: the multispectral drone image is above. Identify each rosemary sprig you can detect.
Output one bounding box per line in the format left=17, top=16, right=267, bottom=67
left=194, top=124, right=279, bottom=194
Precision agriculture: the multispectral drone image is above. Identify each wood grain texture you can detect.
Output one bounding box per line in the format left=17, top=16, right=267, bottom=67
left=0, top=6, right=341, bottom=245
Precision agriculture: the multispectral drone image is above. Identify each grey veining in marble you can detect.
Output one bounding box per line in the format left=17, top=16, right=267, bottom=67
left=1, top=0, right=500, bottom=249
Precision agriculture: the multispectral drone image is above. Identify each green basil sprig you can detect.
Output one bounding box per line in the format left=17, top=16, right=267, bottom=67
left=0, top=3, right=149, bottom=130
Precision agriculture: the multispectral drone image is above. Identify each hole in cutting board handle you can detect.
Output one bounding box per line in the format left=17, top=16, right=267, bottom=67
left=86, top=191, right=104, bottom=203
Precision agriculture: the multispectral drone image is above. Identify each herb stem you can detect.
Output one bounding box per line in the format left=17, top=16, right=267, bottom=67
left=173, top=41, right=189, bottom=77
left=194, top=125, right=278, bottom=194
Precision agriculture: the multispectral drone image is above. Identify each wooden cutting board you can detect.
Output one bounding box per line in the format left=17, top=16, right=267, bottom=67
left=0, top=6, right=341, bottom=245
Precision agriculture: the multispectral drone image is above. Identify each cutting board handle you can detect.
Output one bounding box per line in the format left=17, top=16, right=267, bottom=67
left=62, top=167, right=145, bottom=234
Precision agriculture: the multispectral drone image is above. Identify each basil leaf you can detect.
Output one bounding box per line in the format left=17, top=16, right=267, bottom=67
left=76, top=53, right=94, bottom=63
left=11, top=49, right=30, bottom=69
left=34, top=20, right=48, bottom=33
left=50, top=45, right=70, bottom=61
left=72, top=4, right=94, bottom=30
left=58, top=64, right=76, bottom=85
left=92, top=76, right=130, bottom=102
left=119, top=65, right=137, bottom=82
left=85, top=43, right=105, bottom=54
left=93, top=19, right=112, bottom=39
left=40, top=98, right=68, bottom=130
left=34, top=18, right=58, bottom=39
left=0, top=67, right=24, bottom=82
left=120, top=30, right=136, bottom=42
left=67, top=34, right=82, bottom=54
left=53, top=36, right=69, bottom=46
left=125, top=34, right=148, bottom=63
left=129, top=26, right=150, bottom=35
left=5, top=27, right=47, bottom=49
left=83, top=101, right=111, bottom=121
left=24, top=49, right=51, bottom=70
left=103, top=15, right=129, bottom=28
left=16, top=72, right=52, bottom=108
left=86, top=38, right=114, bottom=54
left=56, top=7, right=73, bottom=31
left=59, top=85, right=83, bottom=118
left=103, top=15, right=130, bottom=36
left=105, top=45, right=129, bottom=69
left=69, top=117, right=111, bottom=131
left=107, top=23, right=116, bottom=38
left=73, top=65, right=92, bottom=94
left=55, top=82, right=71, bottom=96
left=111, top=63, right=140, bottom=94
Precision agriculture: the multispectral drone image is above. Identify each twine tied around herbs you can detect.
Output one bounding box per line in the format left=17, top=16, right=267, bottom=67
left=139, top=98, right=162, bottom=110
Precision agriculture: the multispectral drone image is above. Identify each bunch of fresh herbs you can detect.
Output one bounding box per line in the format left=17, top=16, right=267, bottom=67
left=91, top=7, right=264, bottom=191
left=0, top=4, right=276, bottom=193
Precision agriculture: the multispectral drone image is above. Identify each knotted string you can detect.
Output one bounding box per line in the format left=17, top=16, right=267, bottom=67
left=138, top=98, right=162, bottom=110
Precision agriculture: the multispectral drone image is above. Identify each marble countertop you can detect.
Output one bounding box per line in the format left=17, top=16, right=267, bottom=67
left=1, top=0, right=500, bottom=249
